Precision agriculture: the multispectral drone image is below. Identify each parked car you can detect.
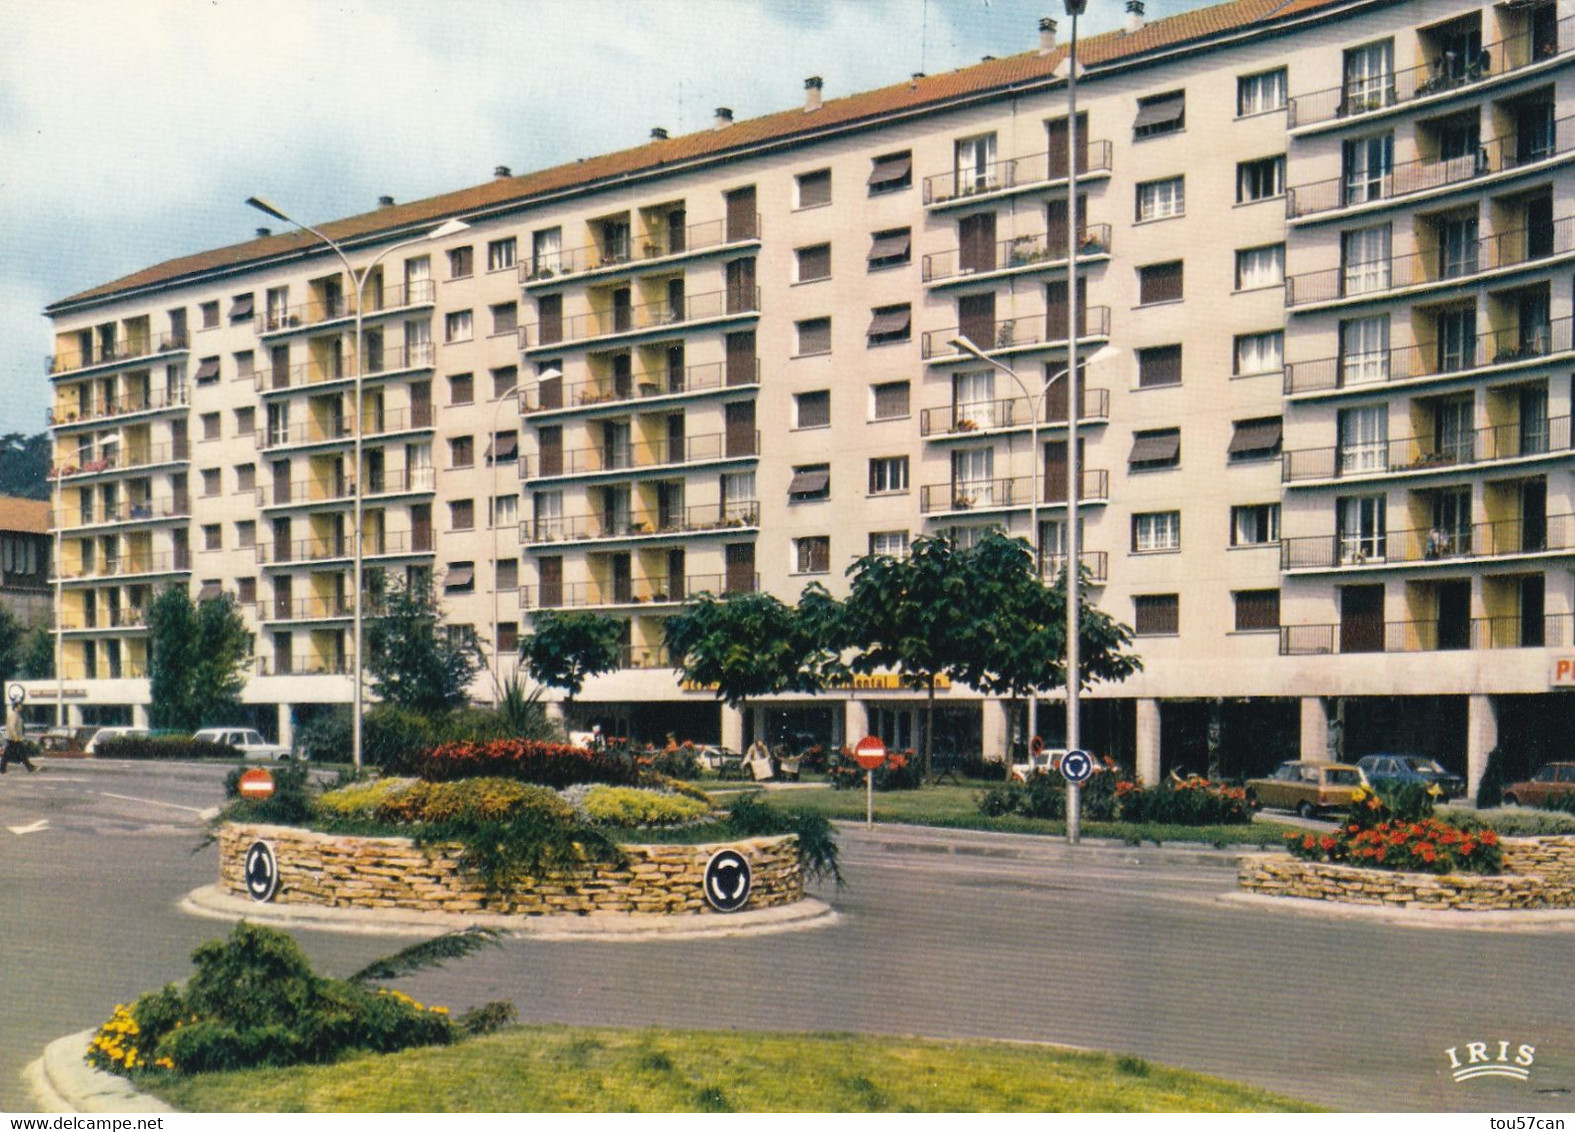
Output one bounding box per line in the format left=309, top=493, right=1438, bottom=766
left=1011, top=748, right=1068, bottom=782
left=1503, top=762, right=1575, bottom=809
left=1248, top=760, right=1369, bottom=818
left=190, top=727, right=297, bottom=761
left=84, top=726, right=151, bottom=755
left=38, top=726, right=96, bottom=757
left=1355, top=754, right=1466, bottom=799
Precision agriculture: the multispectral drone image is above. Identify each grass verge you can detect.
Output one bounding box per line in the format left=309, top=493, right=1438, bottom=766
left=141, top=1025, right=1319, bottom=1113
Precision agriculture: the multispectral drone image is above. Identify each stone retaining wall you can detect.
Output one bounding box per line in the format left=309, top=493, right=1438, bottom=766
left=220, top=823, right=803, bottom=916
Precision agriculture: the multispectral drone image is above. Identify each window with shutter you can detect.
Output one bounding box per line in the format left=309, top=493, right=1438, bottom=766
left=872, top=381, right=910, bottom=420
left=796, top=169, right=832, bottom=208
left=1134, top=594, right=1179, bottom=636
left=796, top=318, right=832, bottom=356
left=1137, top=345, right=1182, bottom=388
left=1137, top=261, right=1184, bottom=305
left=1234, top=590, right=1281, bottom=631
left=795, top=244, right=832, bottom=282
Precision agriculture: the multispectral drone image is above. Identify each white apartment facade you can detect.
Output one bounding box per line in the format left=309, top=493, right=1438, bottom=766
left=33, top=0, right=1575, bottom=791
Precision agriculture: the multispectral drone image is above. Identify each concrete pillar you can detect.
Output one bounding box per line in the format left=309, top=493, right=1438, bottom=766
left=721, top=703, right=745, bottom=751
left=981, top=698, right=1010, bottom=765
left=67, top=703, right=83, bottom=726
left=1467, top=694, right=1498, bottom=801
left=277, top=703, right=294, bottom=751
left=842, top=698, right=868, bottom=748
left=131, top=703, right=150, bottom=729
left=1299, top=697, right=1330, bottom=761
left=751, top=704, right=766, bottom=747
left=1136, top=698, right=1161, bottom=785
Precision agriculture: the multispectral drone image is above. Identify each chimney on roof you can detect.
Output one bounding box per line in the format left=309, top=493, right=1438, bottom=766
left=255, top=227, right=272, bottom=238
left=494, top=165, right=512, bottom=178
left=1125, top=0, right=1145, bottom=33
left=981, top=55, right=996, bottom=62
left=714, top=106, right=733, bottom=129
left=804, top=76, right=823, bottom=113
left=650, top=127, right=668, bottom=140
left=377, top=195, right=395, bottom=208
left=1038, top=16, right=1057, bottom=53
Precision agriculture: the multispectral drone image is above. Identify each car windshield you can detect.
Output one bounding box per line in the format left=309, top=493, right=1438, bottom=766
left=1537, top=766, right=1559, bottom=782
left=1402, top=758, right=1447, bottom=773
left=242, top=731, right=266, bottom=745
left=1325, top=769, right=1363, bottom=785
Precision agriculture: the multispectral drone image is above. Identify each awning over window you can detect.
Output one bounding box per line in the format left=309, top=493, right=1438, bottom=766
left=193, top=357, right=220, bottom=383
left=787, top=468, right=830, bottom=495
left=868, top=152, right=912, bottom=187
left=1129, top=431, right=1180, bottom=463
left=1227, top=418, right=1283, bottom=455
left=195, top=581, right=222, bottom=602
left=1133, top=93, right=1185, bottom=131
left=444, top=564, right=475, bottom=590
left=229, top=294, right=254, bottom=320
left=867, top=307, right=911, bottom=336
left=868, top=231, right=911, bottom=261
left=487, top=433, right=519, bottom=460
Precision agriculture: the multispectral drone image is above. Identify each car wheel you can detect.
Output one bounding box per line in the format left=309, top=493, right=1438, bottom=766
left=1502, top=794, right=1519, bottom=808
left=1297, top=801, right=1316, bottom=819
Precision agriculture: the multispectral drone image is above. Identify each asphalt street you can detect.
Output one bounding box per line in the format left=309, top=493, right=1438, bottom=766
left=2, top=759, right=1572, bottom=1113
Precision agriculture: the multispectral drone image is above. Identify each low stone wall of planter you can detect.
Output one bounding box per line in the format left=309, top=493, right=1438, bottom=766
left=1239, top=835, right=1575, bottom=911
left=219, top=823, right=803, bottom=916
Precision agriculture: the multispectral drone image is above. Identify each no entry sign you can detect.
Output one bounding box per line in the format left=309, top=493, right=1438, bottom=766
left=238, top=767, right=276, bottom=800
left=853, top=735, right=888, bottom=770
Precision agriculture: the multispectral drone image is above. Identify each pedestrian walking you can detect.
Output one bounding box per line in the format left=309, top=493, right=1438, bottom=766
left=1, top=687, right=36, bottom=774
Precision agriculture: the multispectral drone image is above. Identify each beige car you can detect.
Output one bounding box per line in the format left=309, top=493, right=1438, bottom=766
left=1249, top=761, right=1369, bottom=818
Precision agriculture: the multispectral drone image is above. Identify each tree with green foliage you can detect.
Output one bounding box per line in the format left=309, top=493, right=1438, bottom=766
left=147, top=587, right=252, bottom=730
left=364, top=575, right=482, bottom=713
left=17, top=624, right=54, bottom=680
left=0, top=432, right=51, bottom=500
left=0, top=605, right=24, bottom=685
left=521, top=611, right=623, bottom=703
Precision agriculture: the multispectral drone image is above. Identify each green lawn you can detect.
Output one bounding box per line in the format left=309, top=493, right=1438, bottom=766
left=713, top=782, right=1299, bottom=848
left=142, top=1025, right=1319, bottom=1113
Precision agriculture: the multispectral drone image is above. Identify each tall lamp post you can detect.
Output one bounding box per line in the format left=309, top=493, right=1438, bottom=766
left=246, top=197, right=469, bottom=768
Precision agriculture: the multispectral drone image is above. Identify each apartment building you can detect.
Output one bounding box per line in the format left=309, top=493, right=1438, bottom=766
left=33, top=0, right=1575, bottom=790
left=0, top=496, right=50, bottom=628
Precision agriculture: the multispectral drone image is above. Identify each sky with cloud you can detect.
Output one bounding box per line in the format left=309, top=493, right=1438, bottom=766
left=0, top=0, right=1207, bottom=436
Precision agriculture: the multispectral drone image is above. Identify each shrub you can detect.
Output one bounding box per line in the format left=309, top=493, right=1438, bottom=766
left=581, top=786, right=713, bottom=828
left=418, top=811, right=623, bottom=892
left=973, top=769, right=1119, bottom=822
left=1443, top=807, right=1575, bottom=837
left=1476, top=746, right=1507, bottom=809
left=826, top=749, right=922, bottom=791
left=373, top=778, right=575, bottom=826
left=976, top=784, right=1020, bottom=817
left=97, top=736, right=237, bottom=761
left=413, top=738, right=641, bottom=787
left=1370, top=780, right=1438, bottom=823
left=1285, top=816, right=1502, bottom=875
left=221, top=760, right=314, bottom=826
left=647, top=745, right=703, bottom=779
left=642, top=772, right=713, bottom=804
left=313, top=777, right=414, bottom=819
left=725, top=794, right=842, bottom=886
left=1115, top=778, right=1254, bottom=826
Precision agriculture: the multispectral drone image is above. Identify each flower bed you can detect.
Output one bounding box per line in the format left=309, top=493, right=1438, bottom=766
left=1285, top=817, right=1502, bottom=875
left=412, top=738, right=641, bottom=786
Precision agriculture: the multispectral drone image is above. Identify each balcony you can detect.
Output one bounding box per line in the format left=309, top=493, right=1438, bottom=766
left=48, top=385, right=189, bottom=429
left=523, top=431, right=759, bottom=481
left=520, top=215, right=761, bottom=286
left=256, top=655, right=353, bottom=677
left=256, top=343, right=436, bottom=394
left=60, top=607, right=148, bottom=632
left=58, top=660, right=147, bottom=680
left=521, top=288, right=760, bottom=352
left=922, top=225, right=1112, bottom=286
left=919, top=470, right=1109, bottom=516
left=51, top=496, right=190, bottom=531
left=256, top=529, right=432, bottom=566
left=921, top=307, right=1111, bottom=362
left=523, top=359, right=759, bottom=417
left=1280, top=512, right=1575, bottom=572
left=1280, top=614, right=1574, bottom=656
left=56, top=552, right=190, bottom=582
left=257, top=596, right=355, bottom=624
left=257, top=479, right=357, bottom=509
left=922, top=142, right=1114, bottom=208
left=919, top=388, right=1109, bottom=439
left=255, top=280, right=435, bottom=336
left=47, top=332, right=189, bottom=378
left=51, top=441, right=190, bottom=482
left=1286, top=217, right=1575, bottom=308
left=257, top=419, right=353, bottom=453
left=1039, top=550, right=1109, bottom=585
left=616, top=644, right=673, bottom=671
left=523, top=501, right=759, bottom=547
left=1287, top=17, right=1575, bottom=129
left=1283, top=415, right=1572, bottom=483
left=1286, top=114, right=1575, bottom=220
left=522, top=572, right=760, bottom=610
left=1284, top=315, right=1574, bottom=395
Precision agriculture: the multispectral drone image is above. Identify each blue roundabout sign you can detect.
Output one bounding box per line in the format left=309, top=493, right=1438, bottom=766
left=1060, top=749, right=1095, bottom=785
left=703, top=849, right=752, bottom=913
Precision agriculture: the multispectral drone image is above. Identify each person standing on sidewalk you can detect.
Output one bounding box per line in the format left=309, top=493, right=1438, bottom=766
left=1, top=686, right=36, bottom=773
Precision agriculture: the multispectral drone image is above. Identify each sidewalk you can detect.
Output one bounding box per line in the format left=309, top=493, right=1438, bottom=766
left=833, top=819, right=1272, bottom=871
left=24, top=1031, right=174, bottom=1115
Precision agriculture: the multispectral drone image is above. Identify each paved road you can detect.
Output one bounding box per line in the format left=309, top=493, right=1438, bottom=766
left=2, top=761, right=1572, bottom=1113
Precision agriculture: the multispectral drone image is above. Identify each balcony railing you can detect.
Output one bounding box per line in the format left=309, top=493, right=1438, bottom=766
left=51, top=497, right=189, bottom=529
left=255, top=281, right=435, bottom=335
left=922, top=225, right=1112, bottom=284
left=1287, top=114, right=1575, bottom=219
left=919, top=470, right=1109, bottom=514
left=520, top=215, right=761, bottom=283
left=521, top=288, right=761, bottom=350
left=256, top=655, right=353, bottom=677
left=257, top=419, right=354, bottom=452
left=523, top=501, right=759, bottom=546
left=1280, top=613, right=1575, bottom=656
left=60, top=607, right=147, bottom=631
left=922, top=142, right=1114, bottom=206
left=1286, top=217, right=1575, bottom=307
left=256, top=528, right=432, bottom=565
left=47, top=332, right=189, bottom=377
left=522, top=572, right=760, bottom=610
left=1287, top=17, right=1575, bottom=128
left=257, top=480, right=357, bottom=508
left=58, top=661, right=148, bottom=680
left=523, top=431, right=759, bottom=480
left=1281, top=512, right=1575, bottom=571
left=48, top=385, right=189, bottom=428
left=258, top=596, right=355, bottom=623
left=51, top=441, right=191, bottom=480
left=1283, top=415, right=1572, bottom=482
left=1039, top=550, right=1109, bottom=584
left=256, top=343, right=437, bottom=393
left=919, top=388, right=1109, bottom=438
left=523, top=359, right=759, bottom=414
left=616, top=644, right=673, bottom=670
left=366, top=467, right=437, bottom=496
left=57, top=552, right=188, bottom=581
left=1285, top=315, right=1574, bottom=395
left=922, top=306, right=1111, bottom=360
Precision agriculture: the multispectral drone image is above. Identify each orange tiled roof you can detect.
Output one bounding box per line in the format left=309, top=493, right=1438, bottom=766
left=0, top=496, right=49, bottom=535
left=52, top=0, right=1355, bottom=311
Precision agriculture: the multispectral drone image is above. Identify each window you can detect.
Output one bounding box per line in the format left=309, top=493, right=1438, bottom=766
left=496, top=558, right=519, bottom=589
left=795, top=243, right=832, bottom=282
left=235, top=520, right=257, bottom=549
left=1237, top=156, right=1285, bottom=202
left=199, top=301, right=219, bottom=329
left=1343, top=39, right=1395, bottom=113
left=531, top=228, right=562, bottom=276
left=1137, top=261, right=1183, bottom=305
left=1129, top=428, right=1181, bottom=470
left=954, top=133, right=997, bottom=193
left=867, top=304, right=912, bottom=346
left=201, top=469, right=221, bottom=496
left=721, top=471, right=756, bottom=507
left=449, top=373, right=474, bottom=405
left=1231, top=504, right=1282, bottom=546
left=1340, top=315, right=1390, bottom=384
left=868, top=456, right=909, bottom=495
left=952, top=447, right=995, bottom=505
left=444, top=562, right=476, bottom=593
left=200, top=412, right=220, bottom=440
left=1342, top=225, right=1392, bottom=295
left=1133, top=511, right=1181, bottom=553
left=235, top=463, right=256, bottom=492
left=796, top=168, right=832, bottom=208
left=1234, top=589, right=1281, bottom=631
left=794, top=390, right=830, bottom=430
left=1137, top=345, right=1182, bottom=389
left=533, top=491, right=564, bottom=540
left=450, top=436, right=475, bottom=468
left=1235, top=243, right=1285, bottom=290
left=1228, top=417, right=1283, bottom=461
left=444, top=310, right=473, bottom=343
left=447, top=246, right=474, bottom=278
left=229, top=294, right=254, bottom=324
left=872, top=381, right=910, bottom=420
left=869, top=530, right=910, bottom=557
left=1134, top=594, right=1179, bottom=636
left=1136, top=176, right=1185, bottom=221
left=1338, top=494, right=1388, bottom=562
left=490, top=494, right=519, bottom=527
left=236, top=577, right=256, bottom=605
left=1237, top=68, right=1288, bottom=116
left=796, top=317, right=832, bottom=356
left=450, top=499, right=475, bottom=531
left=487, top=431, right=518, bottom=465
left=487, top=237, right=517, bottom=272
left=1338, top=404, right=1389, bottom=473
left=1343, top=133, right=1394, bottom=206
left=490, top=302, right=518, bottom=335
left=1133, top=91, right=1186, bottom=138
left=492, top=366, right=519, bottom=400
left=233, top=350, right=255, bottom=379
left=1234, top=331, right=1284, bottom=376
left=868, top=151, right=913, bottom=195
left=201, top=524, right=222, bottom=551
left=788, top=464, right=831, bottom=502
left=794, top=535, right=831, bottom=573
left=868, top=228, right=912, bottom=269
left=194, top=357, right=220, bottom=385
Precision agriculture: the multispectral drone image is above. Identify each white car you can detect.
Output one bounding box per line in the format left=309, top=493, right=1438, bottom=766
left=191, top=727, right=298, bottom=761
left=84, top=726, right=151, bottom=755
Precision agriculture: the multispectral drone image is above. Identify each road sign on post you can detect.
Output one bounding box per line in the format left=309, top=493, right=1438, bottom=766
left=238, top=767, right=276, bottom=801
left=1061, top=748, right=1092, bottom=844
left=854, top=736, right=887, bottom=826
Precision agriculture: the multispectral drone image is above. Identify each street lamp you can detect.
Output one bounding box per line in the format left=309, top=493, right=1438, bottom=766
left=246, top=196, right=469, bottom=769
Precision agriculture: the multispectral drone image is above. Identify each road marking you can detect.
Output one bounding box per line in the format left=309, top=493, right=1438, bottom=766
left=98, top=792, right=208, bottom=814
left=8, top=819, right=49, bottom=835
